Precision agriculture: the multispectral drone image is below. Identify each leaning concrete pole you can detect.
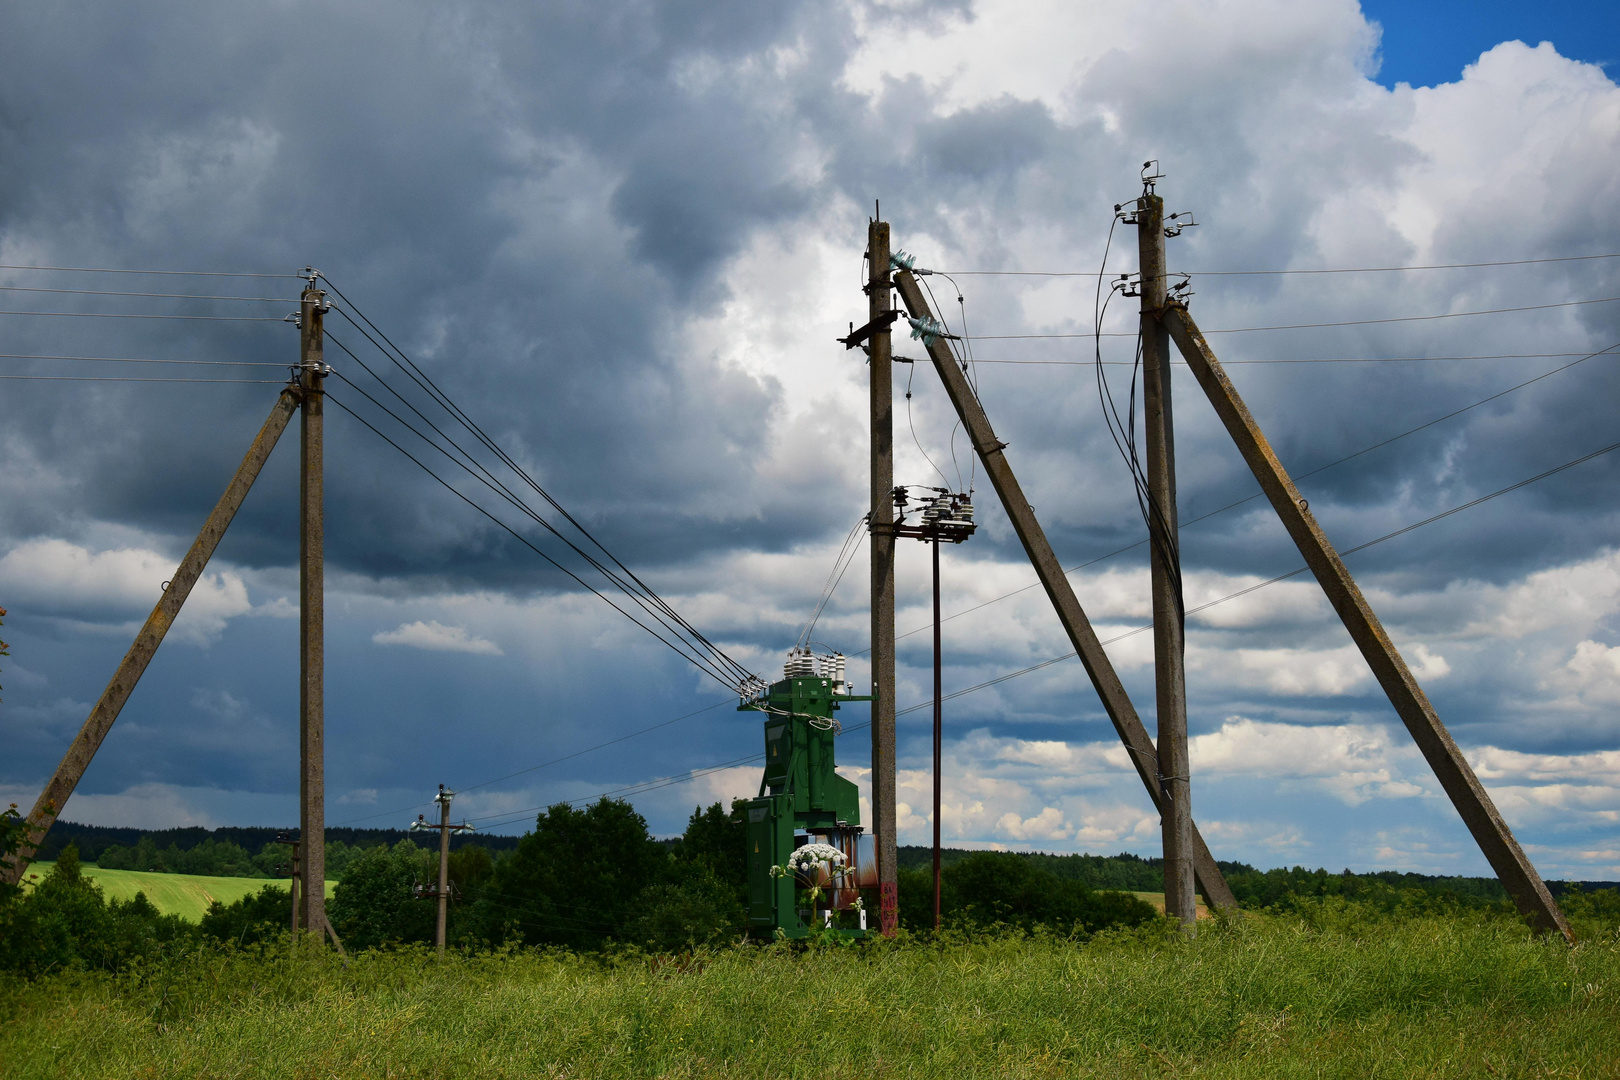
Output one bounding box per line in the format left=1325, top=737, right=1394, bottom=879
left=1, top=389, right=299, bottom=886
left=1163, top=302, right=1573, bottom=942
left=891, top=266, right=1238, bottom=913
left=297, top=279, right=328, bottom=937
left=868, top=217, right=900, bottom=936
left=1135, top=190, right=1196, bottom=931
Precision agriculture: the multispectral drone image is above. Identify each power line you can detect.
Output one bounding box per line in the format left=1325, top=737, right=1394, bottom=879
left=0, top=310, right=284, bottom=322
left=325, top=391, right=747, bottom=693
left=969, top=295, right=1620, bottom=339
left=0, top=285, right=295, bottom=302
left=940, top=252, right=1620, bottom=277
left=324, top=346, right=752, bottom=691
left=0, top=353, right=286, bottom=367
left=0, top=375, right=285, bottom=383
left=0, top=264, right=297, bottom=278
left=872, top=339, right=1620, bottom=649
left=319, top=279, right=756, bottom=689
left=894, top=431, right=1620, bottom=714
left=971, top=352, right=1609, bottom=366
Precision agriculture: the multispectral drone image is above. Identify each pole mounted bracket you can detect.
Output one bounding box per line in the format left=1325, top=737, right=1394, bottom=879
left=840, top=309, right=902, bottom=350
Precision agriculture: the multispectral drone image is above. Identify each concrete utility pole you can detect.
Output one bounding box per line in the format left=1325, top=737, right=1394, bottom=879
left=411, top=785, right=474, bottom=956
left=1134, top=183, right=1196, bottom=931
left=867, top=215, right=900, bottom=937
left=1162, top=302, right=1574, bottom=941
left=891, top=265, right=1239, bottom=912
left=297, top=274, right=328, bottom=938
left=0, top=389, right=299, bottom=886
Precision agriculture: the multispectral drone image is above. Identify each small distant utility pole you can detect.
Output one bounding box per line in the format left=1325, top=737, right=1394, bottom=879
left=867, top=210, right=900, bottom=937
left=411, top=785, right=475, bottom=956
left=274, top=832, right=301, bottom=933
left=297, top=270, right=328, bottom=940
left=1132, top=165, right=1197, bottom=933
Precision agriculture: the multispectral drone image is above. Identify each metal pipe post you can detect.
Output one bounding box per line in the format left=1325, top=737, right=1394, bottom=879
left=436, top=786, right=453, bottom=956
left=297, top=282, right=328, bottom=938
left=868, top=217, right=899, bottom=936
left=933, top=531, right=946, bottom=932
left=0, top=389, right=298, bottom=885
left=1136, top=191, right=1196, bottom=931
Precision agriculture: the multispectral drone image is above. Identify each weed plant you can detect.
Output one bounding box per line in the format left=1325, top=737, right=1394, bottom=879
left=1, top=903, right=1616, bottom=1078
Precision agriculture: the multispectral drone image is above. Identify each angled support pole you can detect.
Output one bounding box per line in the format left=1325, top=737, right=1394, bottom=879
left=892, top=267, right=1237, bottom=912
left=1163, top=303, right=1573, bottom=940
left=1, top=388, right=300, bottom=885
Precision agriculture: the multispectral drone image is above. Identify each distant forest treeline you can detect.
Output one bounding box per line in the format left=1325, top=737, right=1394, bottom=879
left=895, top=845, right=1615, bottom=899
left=34, top=821, right=520, bottom=865
left=30, top=822, right=1615, bottom=897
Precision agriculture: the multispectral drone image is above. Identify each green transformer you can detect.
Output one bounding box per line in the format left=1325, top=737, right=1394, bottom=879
left=739, top=648, right=873, bottom=939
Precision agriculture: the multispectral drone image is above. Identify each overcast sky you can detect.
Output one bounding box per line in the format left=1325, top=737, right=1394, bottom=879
left=3, top=0, right=1618, bottom=881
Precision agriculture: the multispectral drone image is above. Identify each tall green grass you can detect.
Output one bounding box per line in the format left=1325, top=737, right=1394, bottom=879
left=2, top=907, right=1615, bottom=1078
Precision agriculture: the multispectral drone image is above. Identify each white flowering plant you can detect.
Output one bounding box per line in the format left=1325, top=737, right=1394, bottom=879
left=769, top=843, right=848, bottom=914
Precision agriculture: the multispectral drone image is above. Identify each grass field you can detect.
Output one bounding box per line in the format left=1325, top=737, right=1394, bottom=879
left=20, top=863, right=338, bottom=923
left=1, top=908, right=1614, bottom=1078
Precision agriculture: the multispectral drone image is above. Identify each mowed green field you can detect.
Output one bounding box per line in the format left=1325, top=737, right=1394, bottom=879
left=21, top=863, right=337, bottom=922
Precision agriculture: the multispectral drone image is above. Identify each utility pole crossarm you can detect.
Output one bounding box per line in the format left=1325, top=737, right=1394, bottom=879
left=2, top=388, right=300, bottom=885
left=1162, top=303, right=1573, bottom=941
left=891, top=268, right=1237, bottom=912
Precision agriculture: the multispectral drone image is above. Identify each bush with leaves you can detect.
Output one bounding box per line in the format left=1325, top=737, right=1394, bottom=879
left=200, top=883, right=295, bottom=946
left=472, top=798, right=667, bottom=951
left=898, top=851, right=1158, bottom=935
left=0, top=844, right=194, bottom=975
left=326, top=839, right=436, bottom=950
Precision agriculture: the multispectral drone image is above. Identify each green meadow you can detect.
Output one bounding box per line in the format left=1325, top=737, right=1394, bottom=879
left=2, top=908, right=1616, bottom=1079
left=20, top=863, right=337, bottom=923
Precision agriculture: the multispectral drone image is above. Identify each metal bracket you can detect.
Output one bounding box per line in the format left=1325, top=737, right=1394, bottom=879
left=839, top=309, right=902, bottom=350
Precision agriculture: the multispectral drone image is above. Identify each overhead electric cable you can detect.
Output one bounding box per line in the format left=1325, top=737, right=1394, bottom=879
left=0, top=285, right=294, bottom=302
left=324, top=340, right=747, bottom=685
left=326, top=392, right=745, bottom=692
left=0, top=264, right=297, bottom=278
left=0, top=310, right=284, bottom=322
left=0, top=375, right=284, bottom=383
left=0, top=353, right=285, bottom=367
left=320, top=278, right=756, bottom=688
left=970, top=294, right=1620, bottom=339
left=940, top=253, right=1620, bottom=277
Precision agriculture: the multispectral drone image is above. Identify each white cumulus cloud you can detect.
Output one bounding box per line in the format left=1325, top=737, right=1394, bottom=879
left=372, top=619, right=504, bottom=656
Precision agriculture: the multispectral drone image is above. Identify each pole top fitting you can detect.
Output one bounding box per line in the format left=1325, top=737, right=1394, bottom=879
left=1140, top=159, right=1163, bottom=195
left=302, top=266, right=321, bottom=290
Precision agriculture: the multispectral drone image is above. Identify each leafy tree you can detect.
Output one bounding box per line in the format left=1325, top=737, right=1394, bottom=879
left=200, top=883, right=293, bottom=945
left=676, top=801, right=748, bottom=905
left=0, top=844, right=192, bottom=975
left=475, top=798, right=667, bottom=951
left=899, top=851, right=1157, bottom=935
left=327, top=839, right=436, bottom=950
left=625, top=865, right=745, bottom=951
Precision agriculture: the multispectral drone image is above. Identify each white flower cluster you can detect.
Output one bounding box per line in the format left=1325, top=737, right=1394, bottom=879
left=788, top=843, right=846, bottom=873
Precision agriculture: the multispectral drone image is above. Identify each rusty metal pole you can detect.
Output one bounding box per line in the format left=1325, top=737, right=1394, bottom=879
left=297, top=278, right=328, bottom=939
left=435, top=786, right=453, bottom=956
left=868, top=216, right=900, bottom=936
left=1136, top=189, right=1196, bottom=932
left=932, top=534, right=943, bottom=933
left=1163, top=303, right=1574, bottom=941
left=0, top=389, right=299, bottom=886
left=890, top=266, right=1239, bottom=912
